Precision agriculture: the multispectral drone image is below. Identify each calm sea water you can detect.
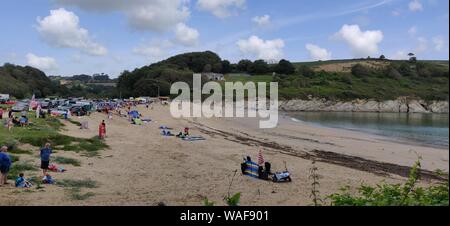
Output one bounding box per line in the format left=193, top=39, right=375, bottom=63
left=288, top=112, right=449, bottom=149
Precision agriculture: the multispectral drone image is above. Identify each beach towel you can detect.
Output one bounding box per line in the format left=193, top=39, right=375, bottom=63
left=159, top=126, right=173, bottom=130
left=243, top=161, right=259, bottom=178
left=161, top=130, right=174, bottom=136
left=182, top=136, right=206, bottom=141
left=48, top=164, right=66, bottom=173
left=133, top=118, right=143, bottom=125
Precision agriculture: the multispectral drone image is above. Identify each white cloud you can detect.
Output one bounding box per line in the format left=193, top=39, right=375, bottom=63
left=26, top=53, right=58, bottom=71
left=416, top=37, right=428, bottom=53
left=409, top=0, right=423, bottom=12
left=174, top=23, right=199, bottom=46
left=237, top=35, right=284, bottom=61
left=54, top=0, right=190, bottom=31
left=333, top=24, right=383, bottom=58
left=36, top=8, right=107, bottom=56
left=133, top=39, right=173, bottom=61
left=391, top=10, right=401, bottom=16
left=197, top=0, right=245, bottom=18
left=391, top=50, right=408, bottom=60
left=408, top=26, right=418, bottom=36
left=305, top=44, right=332, bottom=61
left=432, top=36, right=445, bottom=51
left=252, top=15, right=271, bottom=27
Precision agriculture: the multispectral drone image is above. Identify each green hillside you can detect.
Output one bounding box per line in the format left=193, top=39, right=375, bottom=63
left=0, top=63, right=60, bottom=99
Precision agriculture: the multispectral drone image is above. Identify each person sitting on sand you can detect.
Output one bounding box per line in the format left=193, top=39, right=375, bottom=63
left=0, top=146, right=12, bottom=186
left=42, top=173, right=54, bottom=184
left=15, top=173, right=32, bottom=188
left=40, top=143, right=52, bottom=177
left=184, top=127, right=190, bottom=136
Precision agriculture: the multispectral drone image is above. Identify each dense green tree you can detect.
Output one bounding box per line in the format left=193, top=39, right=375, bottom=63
left=221, top=60, right=232, bottom=74
left=248, top=60, right=270, bottom=75
left=275, top=59, right=296, bottom=75
left=237, top=59, right=252, bottom=72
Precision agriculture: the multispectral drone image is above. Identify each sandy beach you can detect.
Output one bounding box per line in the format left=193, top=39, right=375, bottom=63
left=0, top=104, right=448, bottom=206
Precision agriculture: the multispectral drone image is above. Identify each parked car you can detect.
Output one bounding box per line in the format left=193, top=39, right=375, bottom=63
left=39, top=101, right=50, bottom=109
left=70, top=106, right=88, bottom=116
left=11, top=102, right=29, bottom=112
left=57, top=104, right=72, bottom=112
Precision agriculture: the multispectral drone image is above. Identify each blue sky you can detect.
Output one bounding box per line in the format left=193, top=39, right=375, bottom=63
left=0, top=0, right=448, bottom=77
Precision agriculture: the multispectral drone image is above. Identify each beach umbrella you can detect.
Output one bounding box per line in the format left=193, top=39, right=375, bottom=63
left=258, top=150, right=265, bottom=166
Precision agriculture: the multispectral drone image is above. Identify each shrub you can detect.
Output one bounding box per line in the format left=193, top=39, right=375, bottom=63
left=328, top=160, right=449, bottom=206
left=351, top=64, right=372, bottom=77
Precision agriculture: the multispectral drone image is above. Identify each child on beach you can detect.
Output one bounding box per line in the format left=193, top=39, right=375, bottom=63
left=40, top=143, right=52, bottom=177
left=15, top=173, right=32, bottom=188
left=7, top=117, right=13, bottom=131
left=42, top=174, right=54, bottom=184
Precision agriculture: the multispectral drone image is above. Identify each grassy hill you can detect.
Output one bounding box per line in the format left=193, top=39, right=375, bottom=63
left=237, top=59, right=449, bottom=101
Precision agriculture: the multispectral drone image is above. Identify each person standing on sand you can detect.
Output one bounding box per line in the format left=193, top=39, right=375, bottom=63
left=0, top=146, right=12, bottom=186
left=7, top=117, right=13, bottom=132
left=99, top=120, right=106, bottom=139
left=40, top=143, right=52, bottom=177
left=0, top=108, right=4, bottom=120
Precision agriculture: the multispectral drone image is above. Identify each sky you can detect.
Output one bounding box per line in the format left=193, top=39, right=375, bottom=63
left=0, top=0, right=448, bottom=77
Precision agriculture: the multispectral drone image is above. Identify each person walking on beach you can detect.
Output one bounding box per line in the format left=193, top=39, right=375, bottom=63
left=40, top=143, right=52, bottom=177
left=99, top=120, right=106, bottom=139
left=8, top=108, right=13, bottom=119
left=0, top=146, right=12, bottom=186
left=7, top=117, right=13, bottom=132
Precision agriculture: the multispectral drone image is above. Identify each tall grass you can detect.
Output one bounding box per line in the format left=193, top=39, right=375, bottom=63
left=0, top=112, right=108, bottom=156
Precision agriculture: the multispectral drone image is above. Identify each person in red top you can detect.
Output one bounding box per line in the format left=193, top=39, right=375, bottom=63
left=0, top=108, right=3, bottom=120
left=99, top=120, right=106, bottom=139
left=184, top=127, right=190, bottom=136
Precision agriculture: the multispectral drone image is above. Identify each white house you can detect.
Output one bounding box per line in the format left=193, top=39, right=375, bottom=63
left=0, top=94, right=10, bottom=100
left=202, top=73, right=225, bottom=81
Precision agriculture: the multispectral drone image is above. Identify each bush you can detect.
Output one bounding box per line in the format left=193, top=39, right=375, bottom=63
left=351, top=64, right=372, bottom=77
left=328, top=160, right=449, bottom=206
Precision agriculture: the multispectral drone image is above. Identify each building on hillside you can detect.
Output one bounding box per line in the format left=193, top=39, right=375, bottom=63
left=0, top=94, right=10, bottom=101
left=202, top=72, right=225, bottom=81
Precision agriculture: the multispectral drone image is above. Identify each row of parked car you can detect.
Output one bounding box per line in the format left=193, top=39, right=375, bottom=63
left=8, top=98, right=95, bottom=116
